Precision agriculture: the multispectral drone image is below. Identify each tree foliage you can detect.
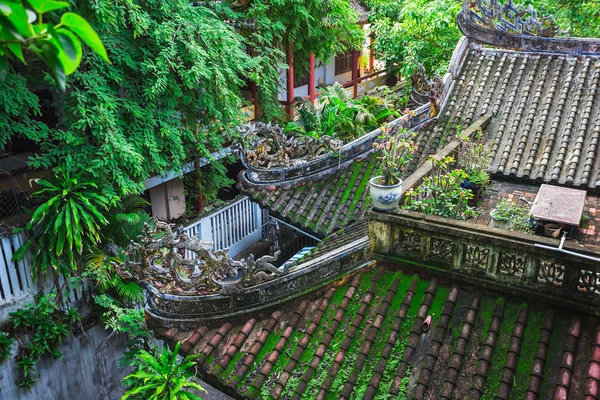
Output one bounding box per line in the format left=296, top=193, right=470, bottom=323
left=0, top=0, right=110, bottom=89
left=2, top=0, right=256, bottom=195
left=368, top=0, right=600, bottom=78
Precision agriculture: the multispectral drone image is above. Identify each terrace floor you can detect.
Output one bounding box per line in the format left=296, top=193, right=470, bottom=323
left=471, top=181, right=600, bottom=250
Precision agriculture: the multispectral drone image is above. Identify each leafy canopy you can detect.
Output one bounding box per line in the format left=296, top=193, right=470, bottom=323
left=1, top=0, right=256, bottom=195
left=0, top=0, right=110, bottom=89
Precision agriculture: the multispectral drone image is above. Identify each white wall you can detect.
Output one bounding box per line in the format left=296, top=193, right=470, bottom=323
left=148, top=178, right=186, bottom=220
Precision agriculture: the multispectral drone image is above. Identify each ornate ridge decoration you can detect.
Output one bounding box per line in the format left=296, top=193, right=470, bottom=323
left=119, top=221, right=283, bottom=296
left=410, top=65, right=443, bottom=116
left=235, top=122, right=342, bottom=170
left=458, top=0, right=600, bottom=56
left=464, top=0, right=568, bottom=38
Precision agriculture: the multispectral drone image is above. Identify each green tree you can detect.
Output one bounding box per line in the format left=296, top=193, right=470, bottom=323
left=235, top=0, right=363, bottom=120
left=1, top=0, right=256, bottom=196
left=0, top=0, right=110, bottom=89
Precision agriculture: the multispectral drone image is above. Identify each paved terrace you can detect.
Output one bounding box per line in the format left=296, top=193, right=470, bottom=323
left=472, top=181, right=600, bottom=250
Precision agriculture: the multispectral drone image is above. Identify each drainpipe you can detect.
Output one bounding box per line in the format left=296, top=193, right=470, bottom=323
left=534, top=232, right=600, bottom=263
left=287, top=40, right=294, bottom=119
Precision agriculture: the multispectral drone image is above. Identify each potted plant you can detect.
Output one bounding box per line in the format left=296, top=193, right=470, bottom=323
left=489, top=199, right=513, bottom=230
left=490, top=199, right=533, bottom=233
left=369, top=129, right=415, bottom=211
left=458, top=131, right=492, bottom=205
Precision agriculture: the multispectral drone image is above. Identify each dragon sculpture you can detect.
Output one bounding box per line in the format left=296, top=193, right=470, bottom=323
left=119, top=220, right=283, bottom=296
left=466, top=0, right=568, bottom=37
left=235, top=122, right=342, bottom=169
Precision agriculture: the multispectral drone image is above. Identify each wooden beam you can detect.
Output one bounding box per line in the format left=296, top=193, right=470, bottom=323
left=351, top=49, right=359, bottom=98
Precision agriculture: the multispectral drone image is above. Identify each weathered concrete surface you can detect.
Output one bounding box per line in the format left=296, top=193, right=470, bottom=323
left=0, top=322, right=233, bottom=400
left=0, top=323, right=128, bottom=400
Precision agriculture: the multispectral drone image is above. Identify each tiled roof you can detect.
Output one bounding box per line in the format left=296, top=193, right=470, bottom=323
left=412, top=47, right=600, bottom=189
left=350, top=0, right=369, bottom=24
left=239, top=154, right=377, bottom=238
left=161, top=267, right=600, bottom=400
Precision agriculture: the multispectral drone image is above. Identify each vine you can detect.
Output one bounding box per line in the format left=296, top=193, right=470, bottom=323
left=0, top=293, right=81, bottom=390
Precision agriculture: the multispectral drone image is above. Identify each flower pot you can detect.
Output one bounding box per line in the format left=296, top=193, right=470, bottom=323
left=490, top=209, right=511, bottom=230
left=369, top=176, right=403, bottom=211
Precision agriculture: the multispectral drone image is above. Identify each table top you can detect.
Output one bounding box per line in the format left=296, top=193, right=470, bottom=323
left=530, top=184, right=586, bottom=226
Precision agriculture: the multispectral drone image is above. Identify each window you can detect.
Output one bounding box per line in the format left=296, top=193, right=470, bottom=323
left=335, top=51, right=353, bottom=75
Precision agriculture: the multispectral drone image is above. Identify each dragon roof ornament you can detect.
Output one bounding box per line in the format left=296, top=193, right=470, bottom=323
left=119, top=220, right=282, bottom=296
left=234, top=122, right=342, bottom=170
left=464, top=0, right=568, bottom=37
left=458, top=0, right=600, bottom=55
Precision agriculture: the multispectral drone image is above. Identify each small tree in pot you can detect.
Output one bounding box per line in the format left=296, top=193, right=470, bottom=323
left=369, top=127, right=416, bottom=211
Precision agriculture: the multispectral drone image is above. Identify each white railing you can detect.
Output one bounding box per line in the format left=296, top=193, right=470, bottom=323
left=0, top=232, right=90, bottom=321
left=183, top=196, right=263, bottom=258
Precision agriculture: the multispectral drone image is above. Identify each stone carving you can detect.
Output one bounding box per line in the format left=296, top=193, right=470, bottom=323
left=537, top=261, right=564, bottom=286
left=465, top=0, right=568, bottom=38
left=120, top=220, right=282, bottom=295
left=578, top=269, right=600, bottom=295
left=430, top=237, right=453, bottom=260
left=410, top=65, right=444, bottom=116
left=236, top=122, right=342, bottom=169
left=464, top=246, right=489, bottom=269
left=499, top=253, right=525, bottom=277
left=401, top=231, right=421, bottom=253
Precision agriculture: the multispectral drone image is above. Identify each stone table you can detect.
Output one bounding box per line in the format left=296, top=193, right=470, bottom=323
left=530, top=184, right=586, bottom=226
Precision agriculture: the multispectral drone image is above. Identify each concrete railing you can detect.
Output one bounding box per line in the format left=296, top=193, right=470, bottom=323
left=369, top=208, right=600, bottom=314
left=183, top=196, right=263, bottom=258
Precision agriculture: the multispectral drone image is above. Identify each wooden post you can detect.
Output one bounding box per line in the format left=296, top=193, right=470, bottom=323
left=369, top=36, right=375, bottom=72
left=352, top=49, right=359, bottom=98
left=194, top=160, right=204, bottom=212
left=308, top=52, right=316, bottom=104
left=286, top=41, right=294, bottom=118
left=250, top=81, right=259, bottom=120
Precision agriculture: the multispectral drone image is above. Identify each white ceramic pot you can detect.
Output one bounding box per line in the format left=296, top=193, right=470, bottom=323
left=369, top=176, right=403, bottom=211
left=490, top=210, right=511, bottom=230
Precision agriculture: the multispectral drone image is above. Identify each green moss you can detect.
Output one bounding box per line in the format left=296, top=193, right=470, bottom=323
left=327, top=272, right=413, bottom=399
left=303, top=274, right=385, bottom=400
left=346, top=157, right=377, bottom=218
left=325, top=161, right=365, bottom=233
left=280, top=270, right=376, bottom=399
left=538, top=312, right=569, bottom=398
left=372, top=278, right=430, bottom=400
left=221, top=350, right=245, bottom=381
left=510, top=309, right=545, bottom=399
left=481, top=302, right=524, bottom=399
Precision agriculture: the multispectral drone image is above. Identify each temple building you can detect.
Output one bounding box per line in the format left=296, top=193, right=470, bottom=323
left=143, top=1, right=600, bottom=399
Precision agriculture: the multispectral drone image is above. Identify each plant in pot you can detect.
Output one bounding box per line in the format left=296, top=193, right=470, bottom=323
left=458, top=130, right=492, bottom=205
left=490, top=198, right=533, bottom=233
left=369, top=128, right=416, bottom=211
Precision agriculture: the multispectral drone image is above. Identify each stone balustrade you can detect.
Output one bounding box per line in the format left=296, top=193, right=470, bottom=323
left=369, top=208, right=600, bottom=314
